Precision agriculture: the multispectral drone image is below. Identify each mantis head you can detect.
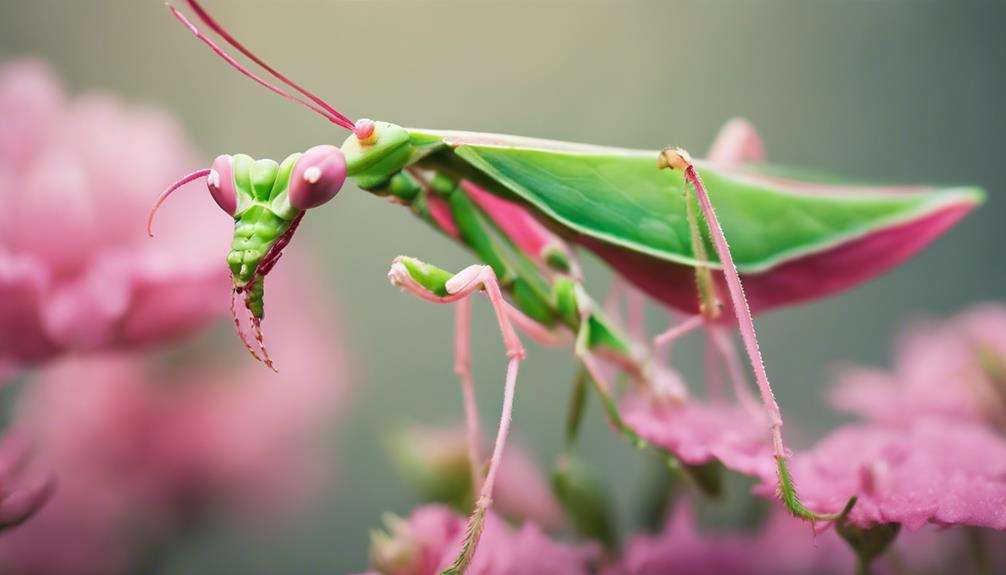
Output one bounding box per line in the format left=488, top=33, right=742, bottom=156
left=211, top=146, right=346, bottom=289
left=149, top=0, right=416, bottom=369
left=148, top=144, right=346, bottom=370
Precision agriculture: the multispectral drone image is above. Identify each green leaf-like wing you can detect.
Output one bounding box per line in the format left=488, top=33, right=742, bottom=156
left=410, top=129, right=982, bottom=274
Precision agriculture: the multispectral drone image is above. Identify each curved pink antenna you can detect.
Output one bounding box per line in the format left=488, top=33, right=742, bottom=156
left=167, top=5, right=354, bottom=131
left=147, top=168, right=212, bottom=237
left=183, top=0, right=356, bottom=130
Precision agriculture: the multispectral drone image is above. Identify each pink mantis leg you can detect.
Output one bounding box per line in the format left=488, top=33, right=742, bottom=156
left=709, top=326, right=763, bottom=419
left=389, top=260, right=525, bottom=573
left=648, top=119, right=763, bottom=357
left=659, top=148, right=849, bottom=521
left=700, top=118, right=765, bottom=404
left=625, top=282, right=647, bottom=343
left=660, top=148, right=785, bottom=458
left=458, top=297, right=569, bottom=497
left=454, top=298, right=484, bottom=493
left=653, top=314, right=705, bottom=348
left=703, top=328, right=726, bottom=401
left=604, top=277, right=648, bottom=345
left=503, top=302, right=573, bottom=349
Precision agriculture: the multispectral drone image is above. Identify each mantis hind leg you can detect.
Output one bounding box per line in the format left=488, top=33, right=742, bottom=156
left=658, top=146, right=850, bottom=522
left=388, top=257, right=525, bottom=575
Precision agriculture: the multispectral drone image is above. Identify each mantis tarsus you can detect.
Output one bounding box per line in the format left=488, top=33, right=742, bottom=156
left=148, top=2, right=984, bottom=571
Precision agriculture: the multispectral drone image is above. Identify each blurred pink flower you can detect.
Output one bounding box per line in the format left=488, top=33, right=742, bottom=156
left=621, top=395, right=776, bottom=484
left=606, top=504, right=851, bottom=575
left=773, top=419, right=1006, bottom=531
left=391, top=426, right=565, bottom=529
left=0, top=59, right=230, bottom=371
left=831, top=303, right=1006, bottom=429
left=0, top=257, right=348, bottom=574
left=0, top=432, right=55, bottom=534
left=363, top=504, right=597, bottom=575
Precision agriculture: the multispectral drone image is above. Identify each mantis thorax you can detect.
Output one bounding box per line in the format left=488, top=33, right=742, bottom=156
left=341, top=121, right=413, bottom=190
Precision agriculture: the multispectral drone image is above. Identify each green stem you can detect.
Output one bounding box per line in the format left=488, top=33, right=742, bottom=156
left=965, top=526, right=992, bottom=575
left=564, top=366, right=590, bottom=449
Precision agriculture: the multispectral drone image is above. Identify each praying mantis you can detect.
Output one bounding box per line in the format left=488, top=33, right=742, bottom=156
left=148, top=2, right=983, bottom=572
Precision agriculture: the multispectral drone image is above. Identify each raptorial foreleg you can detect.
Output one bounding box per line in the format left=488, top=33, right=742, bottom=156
left=388, top=257, right=525, bottom=574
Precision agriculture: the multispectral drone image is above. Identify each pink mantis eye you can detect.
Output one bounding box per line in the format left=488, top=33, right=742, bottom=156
left=289, top=145, right=347, bottom=210
left=208, top=154, right=237, bottom=215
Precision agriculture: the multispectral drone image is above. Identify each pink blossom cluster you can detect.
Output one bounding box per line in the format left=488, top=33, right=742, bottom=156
left=390, top=426, right=565, bottom=530
left=363, top=304, right=1006, bottom=574
left=0, top=258, right=348, bottom=575
left=0, top=59, right=349, bottom=574
left=779, top=304, right=1006, bottom=530
left=605, top=505, right=852, bottom=575
left=360, top=505, right=597, bottom=575
left=0, top=59, right=229, bottom=375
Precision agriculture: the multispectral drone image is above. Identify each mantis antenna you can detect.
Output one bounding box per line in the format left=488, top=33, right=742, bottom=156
left=166, top=2, right=356, bottom=131
left=181, top=0, right=355, bottom=129
left=146, top=168, right=211, bottom=237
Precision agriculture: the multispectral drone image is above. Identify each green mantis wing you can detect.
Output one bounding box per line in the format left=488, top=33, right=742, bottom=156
left=408, top=129, right=983, bottom=275
left=399, top=128, right=984, bottom=316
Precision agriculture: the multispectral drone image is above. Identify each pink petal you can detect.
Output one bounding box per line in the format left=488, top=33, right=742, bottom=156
left=2, top=147, right=96, bottom=277
left=0, top=250, right=56, bottom=364
left=621, top=396, right=776, bottom=483
left=40, top=256, right=133, bottom=350
left=0, top=59, right=64, bottom=172
left=609, top=504, right=852, bottom=575
left=777, top=419, right=1006, bottom=530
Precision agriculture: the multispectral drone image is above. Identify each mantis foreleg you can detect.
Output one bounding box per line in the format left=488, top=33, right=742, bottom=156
left=453, top=298, right=484, bottom=494
left=388, top=258, right=525, bottom=575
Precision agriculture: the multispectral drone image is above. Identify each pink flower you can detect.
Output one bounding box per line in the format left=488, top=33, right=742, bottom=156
left=363, top=504, right=597, bottom=575
left=607, top=504, right=852, bottom=575
left=0, top=257, right=348, bottom=574
left=0, top=432, right=54, bottom=534
left=831, top=303, right=1006, bottom=429
left=0, top=59, right=229, bottom=371
left=391, top=426, right=565, bottom=529
left=620, top=395, right=776, bottom=485
left=774, top=419, right=1006, bottom=531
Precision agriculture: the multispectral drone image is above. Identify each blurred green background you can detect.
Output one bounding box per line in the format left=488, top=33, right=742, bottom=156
left=1, top=1, right=1003, bottom=572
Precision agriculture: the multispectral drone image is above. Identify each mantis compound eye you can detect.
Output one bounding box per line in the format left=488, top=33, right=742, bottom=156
left=208, top=154, right=237, bottom=215
left=289, top=145, right=347, bottom=210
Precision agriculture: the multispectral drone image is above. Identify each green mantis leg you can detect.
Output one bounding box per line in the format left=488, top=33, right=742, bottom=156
left=565, top=283, right=691, bottom=478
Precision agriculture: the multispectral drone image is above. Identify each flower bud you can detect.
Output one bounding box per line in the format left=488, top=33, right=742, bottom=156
left=369, top=513, right=421, bottom=575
